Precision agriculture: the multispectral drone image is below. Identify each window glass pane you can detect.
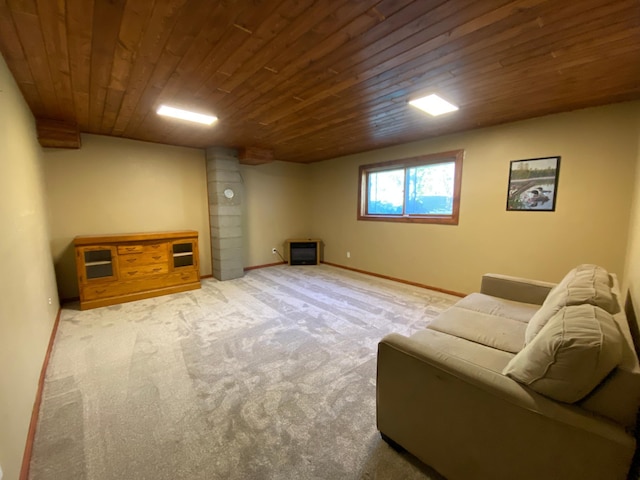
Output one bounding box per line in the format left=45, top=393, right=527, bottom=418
left=358, top=150, right=462, bottom=225
left=405, top=162, right=455, bottom=215
left=368, top=169, right=404, bottom=214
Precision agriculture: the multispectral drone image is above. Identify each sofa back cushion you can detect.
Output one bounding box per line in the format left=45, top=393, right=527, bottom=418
left=503, top=304, right=622, bottom=403
left=525, top=264, right=617, bottom=344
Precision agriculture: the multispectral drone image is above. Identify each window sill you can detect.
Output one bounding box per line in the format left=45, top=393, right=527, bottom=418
left=357, top=214, right=459, bottom=225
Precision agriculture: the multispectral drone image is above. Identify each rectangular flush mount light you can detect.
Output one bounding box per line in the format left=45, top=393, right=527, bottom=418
left=409, top=94, right=459, bottom=116
left=156, top=105, right=217, bottom=125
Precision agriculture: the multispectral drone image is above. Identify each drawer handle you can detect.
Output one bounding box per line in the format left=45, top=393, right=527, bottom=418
left=126, top=258, right=137, bottom=263
left=152, top=256, right=161, bottom=260
left=125, top=247, right=136, bottom=251
left=152, top=268, right=161, bottom=272
left=127, top=271, right=138, bottom=276
left=95, top=289, right=106, bottom=294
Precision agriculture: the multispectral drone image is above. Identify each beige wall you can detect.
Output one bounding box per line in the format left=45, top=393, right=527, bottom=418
left=44, top=134, right=212, bottom=299
left=623, top=108, right=640, bottom=325
left=241, top=161, right=312, bottom=267
left=0, top=55, right=60, bottom=479
left=311, top=102, right=640, bottom=294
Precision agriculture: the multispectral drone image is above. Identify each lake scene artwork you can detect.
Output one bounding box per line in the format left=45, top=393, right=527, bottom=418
left=507, top=156, right=560, bottom=211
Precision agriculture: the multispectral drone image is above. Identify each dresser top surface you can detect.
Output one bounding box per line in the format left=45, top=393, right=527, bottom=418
left=74, top=230, right=198, bottom=246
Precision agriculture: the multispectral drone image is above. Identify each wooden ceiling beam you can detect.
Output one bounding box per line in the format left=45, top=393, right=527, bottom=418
left=36, top=118, right=81, bottom=149
left=238, top=147, right=275, bottom=165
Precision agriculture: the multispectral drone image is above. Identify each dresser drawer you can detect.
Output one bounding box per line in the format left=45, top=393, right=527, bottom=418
left=165, top=269, right=199, bottom=286
left=117, top=244, right=143, bottom=254
left=80, top=282, right=128, bottom=301
left=81, top=268, right=198, bottom=300
left=119, top=250, right=168, bottom=267
left=120, top=263, right=168, bottom=279
left=117, top=242, right=167, bottom=255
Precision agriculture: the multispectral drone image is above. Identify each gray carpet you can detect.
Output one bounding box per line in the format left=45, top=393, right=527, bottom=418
left=30, top=265, right=456, bottom=479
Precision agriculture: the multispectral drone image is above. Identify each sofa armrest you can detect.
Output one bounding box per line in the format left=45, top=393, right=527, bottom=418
left=377, top=332, right=634, bottom=480
left=480, top=273, right=555, bottom=305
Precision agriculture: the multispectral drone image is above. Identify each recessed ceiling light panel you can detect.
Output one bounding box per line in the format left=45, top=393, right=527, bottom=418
left=156, top=105, right=217, bottom=125
left=409, top=94, right=459, bottom=116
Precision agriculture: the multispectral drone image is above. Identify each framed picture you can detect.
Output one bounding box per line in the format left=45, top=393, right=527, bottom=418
left=506, top=156, right=561, bottom=211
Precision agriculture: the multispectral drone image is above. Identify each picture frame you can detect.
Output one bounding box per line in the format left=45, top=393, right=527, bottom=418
left=506, top=156, right=561, bottom=211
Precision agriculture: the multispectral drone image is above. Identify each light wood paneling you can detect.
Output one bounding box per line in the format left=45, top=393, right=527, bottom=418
left=0, top=0, right=638, bottom=162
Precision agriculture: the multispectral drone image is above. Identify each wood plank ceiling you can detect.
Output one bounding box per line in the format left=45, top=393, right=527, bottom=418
left=0, top=0, right=639, bottom=163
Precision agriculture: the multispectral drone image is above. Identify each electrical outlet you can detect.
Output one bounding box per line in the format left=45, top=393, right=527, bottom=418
left=347, top=251, right=351, bottom=258
left=271, top=248, right=277, bottom=254
left=48, top=297, right=52, bottom=305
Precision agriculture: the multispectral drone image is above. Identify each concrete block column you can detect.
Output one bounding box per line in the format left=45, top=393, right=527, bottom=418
left=206, top=147, right=244, bottom=281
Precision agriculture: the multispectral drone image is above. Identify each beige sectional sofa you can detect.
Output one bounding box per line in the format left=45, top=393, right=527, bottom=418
left=377, top=265, right=640, bottom=480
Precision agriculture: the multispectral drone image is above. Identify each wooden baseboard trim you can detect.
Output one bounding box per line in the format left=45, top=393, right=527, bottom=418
left=20, top=307, right=63, bottom=480
left=244, top=261, right=287, bottom=272
left=200, top=274, right=213, bottom=279
left=321, top=261, right=466, bottom=298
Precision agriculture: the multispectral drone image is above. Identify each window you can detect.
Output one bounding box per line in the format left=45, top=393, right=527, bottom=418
left=358, top=150, right=463, bottom=225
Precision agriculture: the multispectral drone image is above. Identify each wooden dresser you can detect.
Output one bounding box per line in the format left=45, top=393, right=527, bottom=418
left=74, top=230, right=201, bottom=310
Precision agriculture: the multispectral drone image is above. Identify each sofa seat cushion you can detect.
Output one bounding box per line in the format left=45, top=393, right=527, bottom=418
left=453, top=293, right=539, bottom=323
left=503, top=304, right=622, bottom=403
left=525, top=264, right=617, bottom=344
left=410, top=328, right=515, bottom=374
left=428, top=305, right=531, bottom=354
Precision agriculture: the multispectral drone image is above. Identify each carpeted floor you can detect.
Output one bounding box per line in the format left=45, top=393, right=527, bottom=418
left=30, top=265, right=457, bottom=479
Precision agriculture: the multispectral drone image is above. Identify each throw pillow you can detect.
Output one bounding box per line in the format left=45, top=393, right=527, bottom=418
left=503, top=304, right=622, bottom=403
left=524, top=264, right=617, bottom=344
